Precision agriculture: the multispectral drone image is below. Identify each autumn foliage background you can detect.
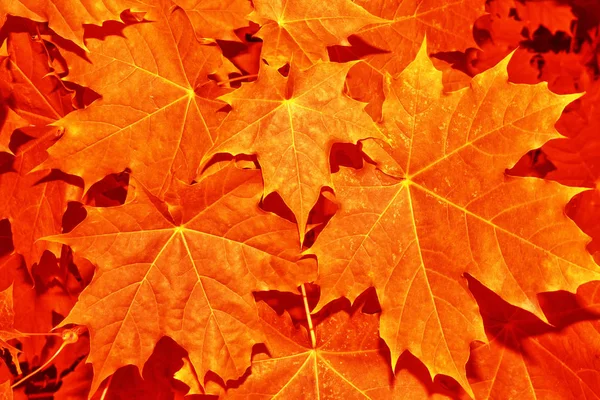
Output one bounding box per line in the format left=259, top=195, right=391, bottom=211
left=0, top=0, right=600, bottom=398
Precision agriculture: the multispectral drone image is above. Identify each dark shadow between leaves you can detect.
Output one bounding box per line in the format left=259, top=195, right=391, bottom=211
left=468, top=274, right=554, bottom=345
left=61, top=202, right=86, bottom=234
left=95, top=336, right=189, bottom=399
left=506, top=148, right=557, bottom=179
left=34, top=169, right=84, bottom=189
left=394, top=352, right=466, bottom=400
left=330, top=142, right=364, bottom=173
left=0, top=219, right=13, bottom=256
left=83, top=170, right=130, bottom=207
left=260, top=191, right=296, bottom=224
left=327, top=35, right=390, bottom=63
left=467, top=274, right=600, bottom=353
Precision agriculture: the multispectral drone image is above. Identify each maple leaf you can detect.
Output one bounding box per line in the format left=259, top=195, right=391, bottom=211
left=225, top=301, right=395, bottom=399
left=351, top=0, right=483, bottom=77
left=45, top=163, right=316, bottom=395
left=336, top=0, right=484, bottom=119
left=479, top=0, right=576, bottom=39
left=468, top=280, right=600, bottom=400
left=2, top=0, right=600, bottom=395
left=174, top=0, right=253, bottom=41
left=228, top=297, right=464, bottom=399
left=0, top=0, right=147, bottom=49
left=249, top=0, right=384, bottom=69
left=542, top=122, right=600, bottom=188
left=204, top=61, right=383, bottom=241
left=0, top=163, right=81, bottom=273
left=309, top=42, right=600, bottom=393
left=42, top=2, right=228, bottom=197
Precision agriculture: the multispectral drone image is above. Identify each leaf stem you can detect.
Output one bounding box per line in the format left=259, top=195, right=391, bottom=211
left=11, top=341, right=68, bottom=388
left=301, top=284, right=316, bottom=348
left=20, top=332, right=63, bottom=337
left=11, top=329, right=80, bottom=389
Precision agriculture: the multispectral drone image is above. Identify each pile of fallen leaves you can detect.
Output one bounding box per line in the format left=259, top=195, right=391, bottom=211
left=1, top=0, right=600, bottom=398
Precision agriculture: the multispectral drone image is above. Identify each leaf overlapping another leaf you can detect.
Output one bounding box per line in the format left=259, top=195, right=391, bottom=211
left=311, top=42, right=599, bottom=393
left=43, top=2, right=229, bottom=197
left=0, top=31, right=83, bottom=272
left=45, top=164, right=315, bottom=394
left=205, top=61, right=384, bottom=242
left=0, top=0, right=148, bottom=49
left=0, top=0, right=598, bottom=398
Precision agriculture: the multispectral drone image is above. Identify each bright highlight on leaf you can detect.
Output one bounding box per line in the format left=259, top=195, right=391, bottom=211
left=1, top=0, right=600, bottom=398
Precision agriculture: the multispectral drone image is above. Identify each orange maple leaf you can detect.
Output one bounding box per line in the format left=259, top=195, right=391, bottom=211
left=310, top=42, right=599, bottom=394
left=2, top=0, right=600, bottom=396
left=43, top=2, right=228, bottom=197
left=513, top=0, right=576, bottom=35
left=204, top=61, right=383, bottom=242
left=0, top=156, right=81, bottom=273
left=225, top=300, right=395, bottom=398
left=337, top=0, right=485, bottom=120
left=538, top=84, right=600, bottom=188
left=45, top=163, right=316, bottom=394
left=249, top=0, right=384, bottom=69
left=352, top=0, right=483, bottom=77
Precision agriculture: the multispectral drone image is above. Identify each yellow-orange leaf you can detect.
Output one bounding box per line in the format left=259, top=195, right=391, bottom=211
left=250, top=0, right=384, bottom=69
left=205, top=61, right=383, bottom=241
left=45, top=163, right=315, bottom=395
left=225, top=301, right=394, bottom=399
left=352, top=0, right=483, bottom=77
left=341, top=0, right=485, bottom=119
left=310, top=42, right=599, bottom=394
left=44, top=2, right=228, bottom=197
